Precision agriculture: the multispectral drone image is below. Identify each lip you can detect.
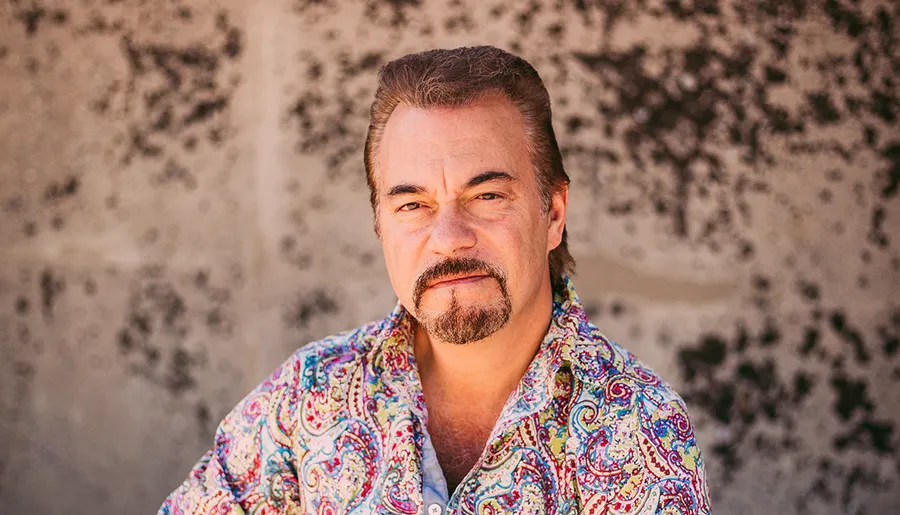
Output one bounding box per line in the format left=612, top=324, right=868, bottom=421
left=429, top=274, right=490, bottom=288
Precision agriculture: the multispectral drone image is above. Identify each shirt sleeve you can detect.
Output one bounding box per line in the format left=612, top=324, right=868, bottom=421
left=158, top=352, right=304, bottom=515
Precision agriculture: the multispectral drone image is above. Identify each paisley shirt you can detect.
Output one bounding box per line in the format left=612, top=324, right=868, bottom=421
left=159, top=277, right=710, bottom=514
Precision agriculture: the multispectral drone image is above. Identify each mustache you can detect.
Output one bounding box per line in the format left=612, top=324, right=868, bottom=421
left=413, top=257, right=507, bottom=308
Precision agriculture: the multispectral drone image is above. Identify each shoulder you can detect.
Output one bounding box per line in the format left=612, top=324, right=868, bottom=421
left=569, top=323, right=696, bottom=443
left=280, top=318, right=384, bottom=391
left=217, top=319, right=385, bottom=437
left=568, top=326, right=711, bottom=514
left=231, top=318, right=384, bottom=409
left=568, top=322, right=682, bottom=404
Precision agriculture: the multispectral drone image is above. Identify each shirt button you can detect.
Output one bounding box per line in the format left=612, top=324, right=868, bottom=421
left=427, top=504, right=443, bottom=515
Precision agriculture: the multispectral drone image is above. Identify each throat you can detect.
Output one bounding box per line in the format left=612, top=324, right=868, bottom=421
left=428, top=414, right=495, bottom=495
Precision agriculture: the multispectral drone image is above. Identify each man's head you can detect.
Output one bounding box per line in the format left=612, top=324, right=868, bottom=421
left=364, top=45, right=573, bottom=344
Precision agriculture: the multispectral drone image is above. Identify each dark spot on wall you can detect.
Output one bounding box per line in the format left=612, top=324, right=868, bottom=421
left=868, top=205, right=889, bottom=248
left=196, top=401, right=211, bottom=437
left=870, top=89, right=897, bottom=124
left=39, top=268, right=65, bottom=319
left=807, top=91, right=842, bottom=125
left=125, top=126, right=163, bottom=162
left=306, top=61, right=323, bottom=81
left=156, top=159, right=197, bottom=189
left=13, top=361, right=35, bottom=380
left=830, top=311, right=869, bottom=363
left=361, top=0, right=422, bottom=27
left=166, top=348, right=198, bottom=395
left=184, top=96, right=228, bottom=126
left=609, top=301, right=625, bottom=317
left=183, top=135, right=198, bottom=151
left=764, top=65, right=787, bottom=83
left=43, top=176, right=80, bottom=202
left=547, top=23, right=563, bottom=39
left=880, top=314, right=899, bottom=357
left=15, top=6, right=45, bottom=36
left=800, top=326, right=821, bottom=356
left=834, top=420, right=895, bottom=454
left=824, top=0, right=866, bottom=38
left=737, top=358, right=776, bottom=394
left=566, top=116, right=588, bottom=134
left=194, top=269, right=209, bottom=288
left=732, top=324, right=750, bottom=353
left=678, top=335, right=727, bottom=381
left=286, top=289, right=339, bottom=329
left=208, top=127, right=225, bottom=145
left=796, top=279, right=820, bottom=302
left=15, top=296, right=29, bottom=315
left=830, top=374, right=872, bottom=421
left=750, top=274, right=770, bottom=310
left=737, top=241, right=755, bottom=261
left=514, top=1, right=541, bottom=33
left=793, top=371, right=814, bottom=403
left=205, top=307, right=232, bottom=337
left=877, top=142, right=900, bottom=200
left=280, top=235, right=312, bottom=270
left=758, top=319, right=780, bottom=347
left=223, top=28, right=242, bottom=59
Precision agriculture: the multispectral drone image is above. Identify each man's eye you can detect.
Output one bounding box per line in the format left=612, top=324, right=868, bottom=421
left=476, top=193, right=503, bottom=201
left=398, top=202, right=421, bottom=212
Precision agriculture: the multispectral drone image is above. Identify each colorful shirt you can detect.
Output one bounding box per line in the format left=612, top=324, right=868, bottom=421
left=159, top=277, right=710, bottom=514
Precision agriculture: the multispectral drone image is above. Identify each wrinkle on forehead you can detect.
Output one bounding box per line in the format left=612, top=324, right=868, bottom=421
left=377, top=99, right=531, bottom=198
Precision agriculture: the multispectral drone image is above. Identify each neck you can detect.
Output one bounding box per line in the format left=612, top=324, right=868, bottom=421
left=412, top=276, right=554, bottom=408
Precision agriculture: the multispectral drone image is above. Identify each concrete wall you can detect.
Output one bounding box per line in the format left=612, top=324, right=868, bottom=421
left=1, top=0, right=897, bottom=513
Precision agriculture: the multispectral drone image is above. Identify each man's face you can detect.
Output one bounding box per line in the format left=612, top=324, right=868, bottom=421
left=376, top=96, right=566, bottom=344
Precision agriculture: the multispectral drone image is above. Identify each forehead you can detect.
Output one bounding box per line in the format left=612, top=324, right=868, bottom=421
left=376, top=98, right=532, bottom=184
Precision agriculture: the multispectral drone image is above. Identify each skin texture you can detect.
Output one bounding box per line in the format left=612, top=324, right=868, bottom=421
left=375, top=96, right=568, bottom=493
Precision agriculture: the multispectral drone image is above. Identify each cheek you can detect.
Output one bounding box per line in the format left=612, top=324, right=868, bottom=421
left=480, top=213, right=546, bottom=272
left=381, top=228, right=420, bottom=289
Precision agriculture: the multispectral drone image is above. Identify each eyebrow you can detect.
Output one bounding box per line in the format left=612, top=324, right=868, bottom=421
left=384, top=170, right=516, bottom=198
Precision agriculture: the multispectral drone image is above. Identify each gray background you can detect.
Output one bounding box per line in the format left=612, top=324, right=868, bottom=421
left=1, top=0, right=898, bottom=513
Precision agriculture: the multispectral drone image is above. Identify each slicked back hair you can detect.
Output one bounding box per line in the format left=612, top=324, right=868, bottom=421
left=364, top=45, right=574, bottom=291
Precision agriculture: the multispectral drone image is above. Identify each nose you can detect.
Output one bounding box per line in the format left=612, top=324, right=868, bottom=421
left=424, top=204, right=477, bottom=257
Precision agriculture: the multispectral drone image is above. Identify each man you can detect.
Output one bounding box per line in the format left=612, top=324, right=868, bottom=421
left=160, top=46, right=710, bottom=514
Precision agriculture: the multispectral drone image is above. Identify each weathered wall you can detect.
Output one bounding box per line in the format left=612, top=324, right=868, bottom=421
left=0, top=0, right=897, bottom=513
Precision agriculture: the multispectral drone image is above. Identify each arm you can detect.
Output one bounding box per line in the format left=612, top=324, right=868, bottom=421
left=636, top=395, right=711, bottom=515
left=158, top=353, right=304, bottom=515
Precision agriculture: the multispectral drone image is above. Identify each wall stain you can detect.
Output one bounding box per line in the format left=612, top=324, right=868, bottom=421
left=284, top=289, right=340, bottom=330
left=38, top=267, right=65, bottom=319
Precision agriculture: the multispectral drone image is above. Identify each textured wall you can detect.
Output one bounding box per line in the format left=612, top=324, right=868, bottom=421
left=1, top=0, right=898, bottom=514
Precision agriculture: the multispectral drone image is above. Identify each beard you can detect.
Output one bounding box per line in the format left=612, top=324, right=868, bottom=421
left=412, top=257, right=512, bottom=345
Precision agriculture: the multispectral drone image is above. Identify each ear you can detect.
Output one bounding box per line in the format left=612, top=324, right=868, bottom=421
left=547, top=184, right=568, bottom=252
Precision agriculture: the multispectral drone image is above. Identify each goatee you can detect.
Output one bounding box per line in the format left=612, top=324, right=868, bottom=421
left=412, top=257, right=512, bottom=344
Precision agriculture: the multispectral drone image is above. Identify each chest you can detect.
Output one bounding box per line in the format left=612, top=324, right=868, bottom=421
left=426, top=405, right=498, bottom=491
left=295, top=391, right=593, bottom=514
